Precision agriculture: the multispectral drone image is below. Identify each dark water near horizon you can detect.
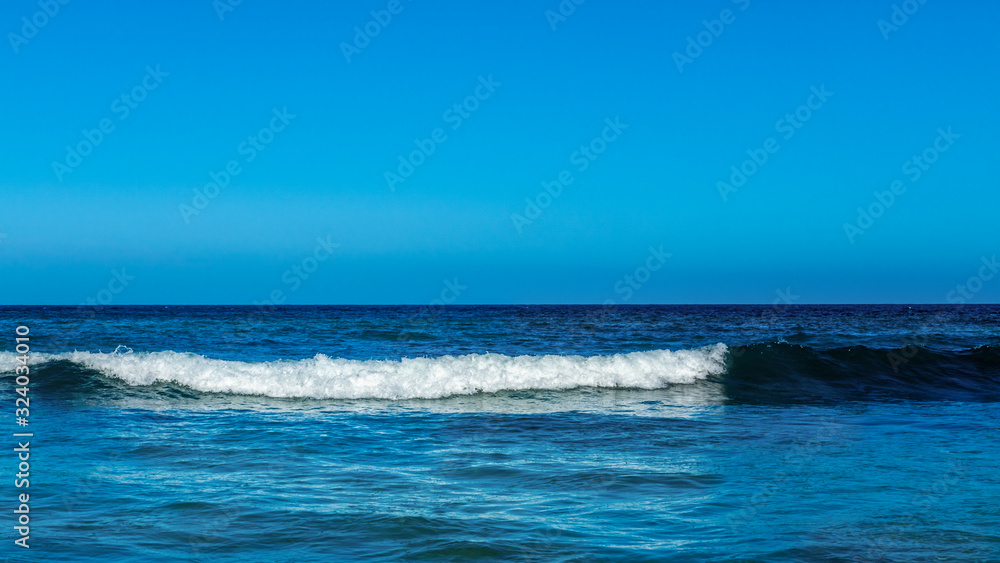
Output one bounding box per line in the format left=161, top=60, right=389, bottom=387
left=1, top=305, right=998, bottom=561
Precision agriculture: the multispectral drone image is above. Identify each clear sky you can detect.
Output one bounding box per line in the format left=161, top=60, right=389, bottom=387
left=2, top=0, right=998, bottom=304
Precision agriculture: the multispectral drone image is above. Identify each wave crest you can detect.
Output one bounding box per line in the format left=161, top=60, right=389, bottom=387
left=4, top=345, right=728, bottom=400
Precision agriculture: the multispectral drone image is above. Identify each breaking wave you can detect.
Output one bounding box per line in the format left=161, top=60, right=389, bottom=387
left=4, top=342, right=999, bottom=402
left=0, top=345, right=728, bottom=400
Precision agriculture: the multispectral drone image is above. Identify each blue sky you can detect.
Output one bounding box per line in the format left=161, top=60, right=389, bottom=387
left=2, top=0, right=998, bottom=304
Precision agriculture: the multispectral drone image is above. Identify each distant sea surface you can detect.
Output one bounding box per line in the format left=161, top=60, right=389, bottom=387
left=2, top=305, right=998, bottom=562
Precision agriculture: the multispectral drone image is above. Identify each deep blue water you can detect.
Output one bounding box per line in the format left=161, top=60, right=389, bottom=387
left=1, top=305, right=998, bottom=562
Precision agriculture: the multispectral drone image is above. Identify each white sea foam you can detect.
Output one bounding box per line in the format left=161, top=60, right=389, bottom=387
left=2, top=345, right=728, bottom=399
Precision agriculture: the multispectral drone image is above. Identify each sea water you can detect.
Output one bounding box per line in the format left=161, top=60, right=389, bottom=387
left=1, top=305, right=998, bottom=561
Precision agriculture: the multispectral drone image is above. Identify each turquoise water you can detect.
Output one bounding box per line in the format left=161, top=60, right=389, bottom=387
left=2, top=306, right=999, bottom=561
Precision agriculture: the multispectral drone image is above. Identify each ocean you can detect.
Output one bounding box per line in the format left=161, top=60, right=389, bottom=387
left=1, top=305, right=998, bottom=562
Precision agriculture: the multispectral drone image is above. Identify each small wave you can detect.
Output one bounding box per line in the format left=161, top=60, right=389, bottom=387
left=725, top=342, right=1000, bottom=402
left=5, top=343, right=999, bottom=403
left=0, top=345, right=728, bottom=400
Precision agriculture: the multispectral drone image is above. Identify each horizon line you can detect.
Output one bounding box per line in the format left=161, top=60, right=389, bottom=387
left=1, top=303, right=995, bottom=307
